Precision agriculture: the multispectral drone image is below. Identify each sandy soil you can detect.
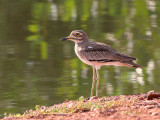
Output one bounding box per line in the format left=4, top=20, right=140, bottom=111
left=3, top=91, right=160, bottom=120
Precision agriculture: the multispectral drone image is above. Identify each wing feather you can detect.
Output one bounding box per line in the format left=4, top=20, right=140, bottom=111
left=80, top=42, right=136, bottom=62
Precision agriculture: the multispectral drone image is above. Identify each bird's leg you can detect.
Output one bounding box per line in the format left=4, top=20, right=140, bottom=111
left=96, top=68, right=100, bottom=97
left=91, top=66, right=96, bottom=97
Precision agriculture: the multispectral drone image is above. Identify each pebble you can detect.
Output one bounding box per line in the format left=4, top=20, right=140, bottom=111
left=151, top=112, right=159, bottom=116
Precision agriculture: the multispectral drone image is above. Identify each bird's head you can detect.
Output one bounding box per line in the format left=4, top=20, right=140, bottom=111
left=60, top=30, right=88, bottom=43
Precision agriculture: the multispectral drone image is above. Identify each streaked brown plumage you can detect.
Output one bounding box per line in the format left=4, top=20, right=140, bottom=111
left=60, top=30, right=143, bottom=97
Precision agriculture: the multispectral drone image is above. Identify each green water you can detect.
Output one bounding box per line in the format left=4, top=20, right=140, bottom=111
left=0, top=0, right=160, bottom=117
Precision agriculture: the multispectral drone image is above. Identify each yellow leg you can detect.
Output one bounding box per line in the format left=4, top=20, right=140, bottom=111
left=96, top=68, right=100, bottom=97
left=91, top=66, right=96, bottom=97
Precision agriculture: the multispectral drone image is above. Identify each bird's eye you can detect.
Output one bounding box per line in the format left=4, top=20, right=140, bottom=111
left=75, top=33, right=81, bottom=36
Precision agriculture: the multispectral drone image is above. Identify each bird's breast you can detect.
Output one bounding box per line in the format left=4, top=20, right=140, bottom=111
left=74, top=45, right=83, bottom=59
left=74, top=44, right=90, bottom=64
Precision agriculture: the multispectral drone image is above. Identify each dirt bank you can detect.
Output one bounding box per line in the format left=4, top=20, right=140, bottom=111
left=3, top=91, right=160, bottom=120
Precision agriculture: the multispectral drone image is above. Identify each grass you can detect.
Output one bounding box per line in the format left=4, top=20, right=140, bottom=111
left=4, top=95, right=137, bottom=119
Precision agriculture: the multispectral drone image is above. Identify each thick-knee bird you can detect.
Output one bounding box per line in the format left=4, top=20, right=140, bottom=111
left=60, top=30, right=142, bottom=97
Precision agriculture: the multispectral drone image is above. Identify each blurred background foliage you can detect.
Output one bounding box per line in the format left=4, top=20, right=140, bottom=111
left=0, top=0, right=160, bottom=117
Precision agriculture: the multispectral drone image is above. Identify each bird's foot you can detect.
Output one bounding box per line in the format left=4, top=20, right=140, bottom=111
left=89, top=96, right=98, bottom=101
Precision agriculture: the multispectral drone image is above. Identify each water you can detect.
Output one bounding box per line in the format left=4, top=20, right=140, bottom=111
left=0, top=0, right=160, bottom=117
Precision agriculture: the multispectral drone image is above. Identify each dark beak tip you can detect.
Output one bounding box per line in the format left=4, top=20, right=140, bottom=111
left=60, top=38, right=67, bottom=41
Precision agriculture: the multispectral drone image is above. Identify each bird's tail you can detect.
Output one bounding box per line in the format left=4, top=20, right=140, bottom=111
left=122, top=61, right=143, bottom=68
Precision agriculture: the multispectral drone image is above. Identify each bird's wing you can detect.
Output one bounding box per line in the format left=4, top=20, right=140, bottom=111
left=80, top=42, right=136, bottom=62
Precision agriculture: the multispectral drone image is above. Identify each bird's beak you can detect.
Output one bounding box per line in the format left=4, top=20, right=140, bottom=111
left=60, top=37, right=67, bottom=41
left=60, top=36, right=72, bottom=41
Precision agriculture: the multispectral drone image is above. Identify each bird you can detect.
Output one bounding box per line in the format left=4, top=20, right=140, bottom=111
left=60, top=30, right=143, bottom=97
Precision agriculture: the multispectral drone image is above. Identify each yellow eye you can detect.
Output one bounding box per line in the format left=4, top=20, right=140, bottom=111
left=75, top=33, right=80, bottom=36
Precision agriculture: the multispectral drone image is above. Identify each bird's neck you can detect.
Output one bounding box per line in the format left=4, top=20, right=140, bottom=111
left=75, top=40, right=89, bottom=46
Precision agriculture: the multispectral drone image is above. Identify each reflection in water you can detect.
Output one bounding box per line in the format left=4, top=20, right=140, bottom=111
left=50, top=2, right=58, bottom=21
left=150, top=14, right=157, bottom=27
left=136, top=68, right=144, bottom=85
left=106, top=83, right=113, bottom=95
left=0, top=0, right=160, bottom=117
left=90, top=1, right=98, bottom=17
left=147, top=60, right=155, bottom=83
left=81, top=67, right=88, bottom=79
left=147, top=0, right=156, bottom=12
